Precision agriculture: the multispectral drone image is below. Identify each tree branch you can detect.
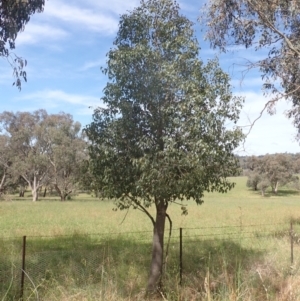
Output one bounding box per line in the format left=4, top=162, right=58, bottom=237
left=247, top=0, right=300, bottom=56
left=125, top=193, right=155, bottom=226
left=164, top=213, right=172, bottom=273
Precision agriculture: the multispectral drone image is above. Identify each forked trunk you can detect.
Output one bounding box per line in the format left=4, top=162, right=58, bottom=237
left=147, top=199, right=167, bottom=293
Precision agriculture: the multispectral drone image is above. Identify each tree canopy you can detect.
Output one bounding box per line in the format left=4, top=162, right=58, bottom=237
left=245, top=153, right=295, bottom=196
left=203, top=0, right=300, bottom=134
left=0, top=110, right=86, bottom=201
left=86, top=0, right=243, bottom=293
left=0, top=0, right=45, bottom=89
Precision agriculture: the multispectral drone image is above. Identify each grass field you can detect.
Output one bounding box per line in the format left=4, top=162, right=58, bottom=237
left=1, top=177, right=300, bottom=300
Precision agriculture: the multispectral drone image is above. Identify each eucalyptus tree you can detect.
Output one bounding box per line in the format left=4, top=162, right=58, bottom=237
left=43, top=113, right=87, bottom=201
left=0, top=110, right=86, bottom=201
left=1, top=0, right=45, bottom=89
left=258, top=154, right=294, bottom=194
left=86, top=0, right=243, bottom=293
left=203, top=0, right=300, bottom=132
left=0, top=134, right=13, bottom=196
left=0, top=110, right=51, bottom=201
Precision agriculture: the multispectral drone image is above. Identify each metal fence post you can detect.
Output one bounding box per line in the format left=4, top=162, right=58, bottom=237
left=20, top=235, right=26, bottom=301
left=179, top=228, right=182, bottom=285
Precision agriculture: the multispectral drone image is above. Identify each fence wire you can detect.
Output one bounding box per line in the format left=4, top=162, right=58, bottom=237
left=0, top=221, right=297, bottom=300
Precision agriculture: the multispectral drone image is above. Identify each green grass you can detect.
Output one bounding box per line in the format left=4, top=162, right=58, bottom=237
left=1, top=177, right=300, bottom=300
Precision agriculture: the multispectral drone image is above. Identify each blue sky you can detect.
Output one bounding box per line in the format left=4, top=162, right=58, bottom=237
left=0, top=0, right=299, bottom=155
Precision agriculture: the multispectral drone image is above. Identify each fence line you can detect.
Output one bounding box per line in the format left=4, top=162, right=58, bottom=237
left=0, top=220, right=298, bottom=300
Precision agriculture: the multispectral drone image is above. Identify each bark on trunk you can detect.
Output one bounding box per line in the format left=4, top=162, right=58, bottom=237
left=0, top=173, right=6, bottom=192
left=147, top=199, right=167, bottom=293
left=54, top=184, right=63, bottom=201
left=274, top=181, right=279, bottom=194
left=32, top=189, right=38, bottom=202
left=19, top=189, right=25, bottom=197
left=43, top=188, right=47, bottom=197
left=60, top=194, right=67, bottom=201
left=31, top=176, right=39, bottom=202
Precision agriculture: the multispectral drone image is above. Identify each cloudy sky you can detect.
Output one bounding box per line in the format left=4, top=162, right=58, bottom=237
left=0, top=0, right=298, bottom=155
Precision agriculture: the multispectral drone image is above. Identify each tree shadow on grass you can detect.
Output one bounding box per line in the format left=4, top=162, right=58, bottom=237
left=274, top=189, right=300, bottom=197
left=250, top=189, right=299, bottom=198
left=0, top=234, right=152, bottom=300
left=177, top=238, right=265, bottom=292
left=0, top=234, right=267, bottom=300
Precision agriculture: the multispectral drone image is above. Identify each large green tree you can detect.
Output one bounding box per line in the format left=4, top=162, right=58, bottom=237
left=1, top=0, right=45, bottom=89
left=86, top=0, right=243, bottom=293
left=203, top=0, right=300, bottom=132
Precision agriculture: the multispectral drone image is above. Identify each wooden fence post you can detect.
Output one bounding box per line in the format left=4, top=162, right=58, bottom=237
left=179, top=228, right=182, bottom=285
left=20, top=235, right=26, bottom=301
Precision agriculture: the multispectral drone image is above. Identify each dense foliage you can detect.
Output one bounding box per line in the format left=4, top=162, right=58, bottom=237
left=0, top=110, right=87, bottom=201
left=243, top=153, right=298, bottom=196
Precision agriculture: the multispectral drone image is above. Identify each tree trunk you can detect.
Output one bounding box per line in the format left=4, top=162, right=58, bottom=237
left=32, top=188, right=38, bottom=202
left=43, top=188, right=47, bottom=197
left=54, top=184, right=64, bottom=201
left=19, top=183, right=26, bottom=197
left=147, top=199, right=167, bottom=294
left=271, top=184, right=275, bottom=194
left=31, top=176, right=39, bottom=202
left=0, top=173, right=6, bottom=193
left=274, top=181, right=279, bottom=194
left=19, top=188, right=25, bottom=197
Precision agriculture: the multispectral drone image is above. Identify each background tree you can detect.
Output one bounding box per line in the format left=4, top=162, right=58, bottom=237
left=245, top=153, right=294, bottom=195
left=202, top=0, right=300, bottom=133
left=246, top=172, right=261, bottom=191
left=43, top=113, right=87, bottom=201
left=86, top=0, right=243, bottom=293
left=258, top=178, right=270, bottom=197
left=0, top=0, right=45, bottom=89
left=0, top=110, right=86, bottom=201
left=0, top=134, right=13, bottom=196
left=0, top=110, right=51, bottom=201
left=259, top=154, right=294, bottom=194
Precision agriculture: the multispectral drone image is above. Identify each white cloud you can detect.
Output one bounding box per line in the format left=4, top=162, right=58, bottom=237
left=83, top=0, right=139, bottom=15
left=18, top=90, right=102, bottom=108
left=15, top=23, right=69, bottom=46
left=79, top=59, right=106, bottom=71
left=0, top=65, right=14, bottom=85
left=235, top=91, right=299, bottom=155
left=44, top=0, right=118, bottom=35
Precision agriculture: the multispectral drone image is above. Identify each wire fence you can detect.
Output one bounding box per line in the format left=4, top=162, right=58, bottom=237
left=0, top=221, right=298, bottom=300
